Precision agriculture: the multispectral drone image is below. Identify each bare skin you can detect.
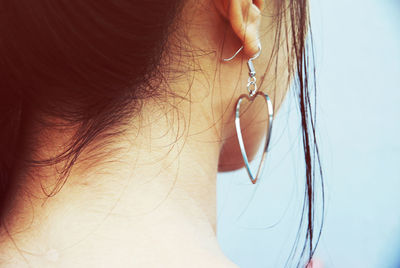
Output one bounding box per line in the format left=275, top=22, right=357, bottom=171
left=0, top=0, right=291, bottom=267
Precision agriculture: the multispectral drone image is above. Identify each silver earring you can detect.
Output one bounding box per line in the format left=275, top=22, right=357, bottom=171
left=223, top=44, right=274, bottom=184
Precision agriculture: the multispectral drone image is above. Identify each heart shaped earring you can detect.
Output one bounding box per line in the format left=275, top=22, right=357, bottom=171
left=223, top=44, right=274, bottom=184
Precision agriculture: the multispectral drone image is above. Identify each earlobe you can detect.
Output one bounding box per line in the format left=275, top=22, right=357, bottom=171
left=214, top=0, right=264, bottom=57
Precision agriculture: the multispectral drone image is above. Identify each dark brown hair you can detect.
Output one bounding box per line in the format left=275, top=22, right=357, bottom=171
left=0, top=0, right=323, bottom=266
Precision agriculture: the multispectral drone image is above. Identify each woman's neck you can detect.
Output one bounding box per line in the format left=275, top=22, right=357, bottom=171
left=0, top=97, right=236, bottom=267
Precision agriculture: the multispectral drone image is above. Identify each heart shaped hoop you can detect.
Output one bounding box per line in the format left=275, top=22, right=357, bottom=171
left=235, top=92, right=274, bottom=184
left=224, top=44, right=274, bottom=184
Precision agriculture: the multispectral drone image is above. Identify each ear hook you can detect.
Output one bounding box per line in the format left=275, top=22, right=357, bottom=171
left=223, top=43, right=262, bottom=62
left=223, top=43, right=262, bottom=80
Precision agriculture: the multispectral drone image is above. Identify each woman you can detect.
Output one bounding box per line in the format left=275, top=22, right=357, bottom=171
left=0, top=0, right=321, bottom=267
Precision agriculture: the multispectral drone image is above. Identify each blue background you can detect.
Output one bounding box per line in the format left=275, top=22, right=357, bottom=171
left=217, top=0, right=400, bottom=267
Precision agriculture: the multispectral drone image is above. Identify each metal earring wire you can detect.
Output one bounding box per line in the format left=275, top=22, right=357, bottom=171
left=223, top=44, right=262, bottom=97
left=223, top=44, right=274, bottom=184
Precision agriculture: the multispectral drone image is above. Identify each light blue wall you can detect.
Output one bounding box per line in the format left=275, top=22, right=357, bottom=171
left=217, top=0, right=400, bottom=267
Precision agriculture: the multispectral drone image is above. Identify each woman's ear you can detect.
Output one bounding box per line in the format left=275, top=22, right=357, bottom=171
left=214, top=0, right=264, bottom=57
